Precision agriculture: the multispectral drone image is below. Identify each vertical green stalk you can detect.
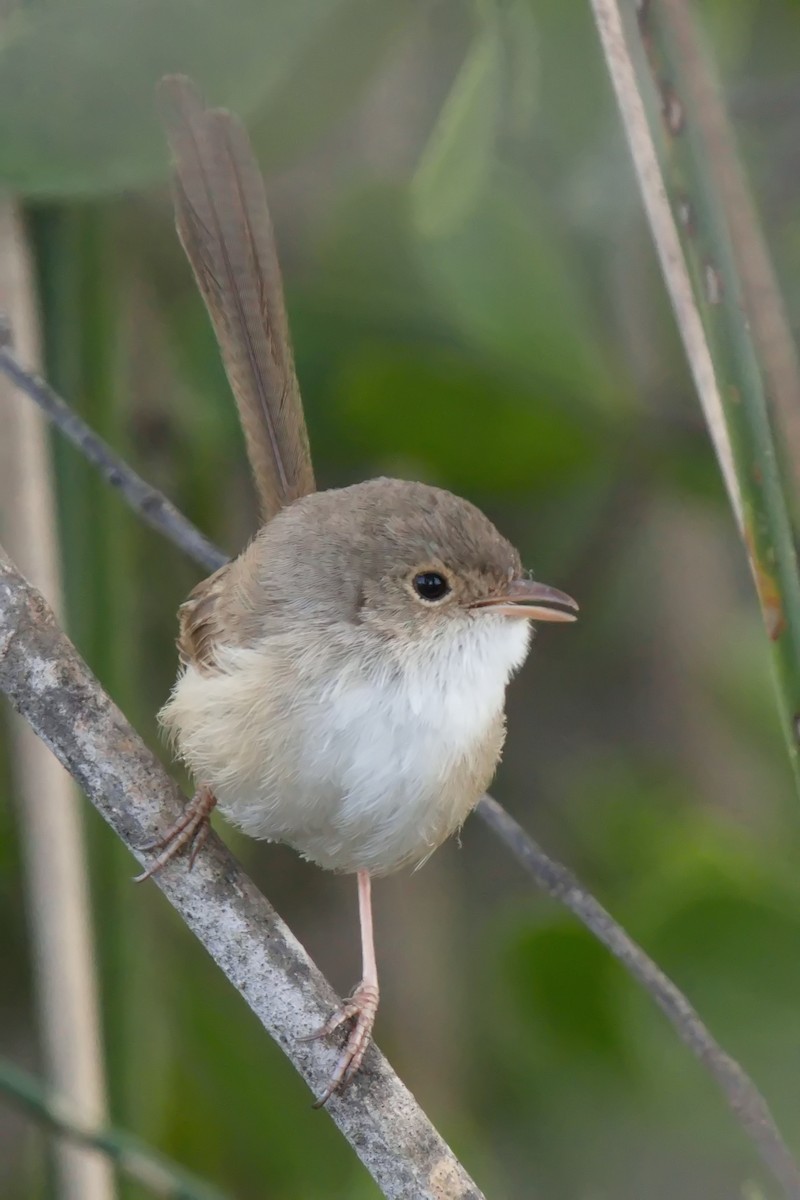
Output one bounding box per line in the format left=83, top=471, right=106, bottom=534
left=590, top=0, right=800, bottom=796
left=30, top=204, right=154, bottom=1194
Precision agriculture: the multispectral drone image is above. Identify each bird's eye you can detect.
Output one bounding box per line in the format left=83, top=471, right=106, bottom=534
left=413, top=571, right=450, bottom=602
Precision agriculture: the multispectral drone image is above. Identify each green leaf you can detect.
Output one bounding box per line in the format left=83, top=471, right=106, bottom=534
left=624, top=870, right=800, bottom=1141
left=248, top=0, right=420, bottom=172
left=504, top=921, right=630, bottom=1062
left=411, top=18, right=503, bottom=238
left=500, top=0, right=540, bottom=141
left=333, top=341, right=603, bottom=494
left=416, top=181, right=632, bottom=415
left=699, top=0, right=759, bottom=72
left=0, top=0, right=387, bottom=198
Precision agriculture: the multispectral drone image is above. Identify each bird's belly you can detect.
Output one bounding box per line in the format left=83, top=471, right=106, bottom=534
left=161, top=641, right=511, bottom=875
left=229, top=675, right=503, bottom=874
left=290, top=709, right=504, bottom=874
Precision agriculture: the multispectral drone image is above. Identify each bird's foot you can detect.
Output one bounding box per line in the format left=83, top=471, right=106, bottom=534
left=302, top=980, right=379, bottom=1107
left=133, top=785, right=216, bottom=882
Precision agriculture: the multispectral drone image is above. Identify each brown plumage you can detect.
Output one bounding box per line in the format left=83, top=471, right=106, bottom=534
left=148, top=76, right=578, bottom=1106
left=158, top=75, right=315, bottom=520
left=176, top=478, right=523, bottom=672
left=176, top=563, right=234, bottom=669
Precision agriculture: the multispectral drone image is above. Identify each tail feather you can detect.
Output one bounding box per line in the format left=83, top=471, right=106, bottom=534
left=158, top=75, right=315, bottom=518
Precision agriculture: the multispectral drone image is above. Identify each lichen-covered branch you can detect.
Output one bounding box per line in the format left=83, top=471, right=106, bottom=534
left=0, top=544, right=484, bottom=1200
left=3, top=345, right=800, bottom=1197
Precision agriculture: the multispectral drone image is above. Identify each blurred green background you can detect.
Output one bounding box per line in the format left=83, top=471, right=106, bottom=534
left=2, top=1, right=800, bottom=1197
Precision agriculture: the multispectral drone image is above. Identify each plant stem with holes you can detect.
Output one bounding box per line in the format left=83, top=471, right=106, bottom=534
left=591, top=0, right=800, bottom=795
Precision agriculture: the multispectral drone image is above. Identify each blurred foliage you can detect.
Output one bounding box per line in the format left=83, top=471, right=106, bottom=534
left=0, top=0, right=417, bottom=197
left=2, top=1, right=800, bottom=1198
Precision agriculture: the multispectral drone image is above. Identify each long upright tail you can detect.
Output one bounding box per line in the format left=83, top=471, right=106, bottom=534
left=158, top=75, right=315, bottom=519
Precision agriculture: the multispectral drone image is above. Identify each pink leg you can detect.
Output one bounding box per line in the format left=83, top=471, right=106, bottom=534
left=302, top=870, right=379, bottom=1107
left=133, top=785, right=217, bottom=882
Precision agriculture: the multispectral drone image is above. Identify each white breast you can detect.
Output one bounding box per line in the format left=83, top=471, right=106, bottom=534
left=161, top=615, right=531, bottom=874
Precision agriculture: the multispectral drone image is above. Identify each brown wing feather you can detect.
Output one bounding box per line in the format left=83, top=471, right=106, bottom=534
left=176, top=538, right=268, bottom=671
left=158, top=75, right=315, bottom=520
left=176, top=564, right=233, bottom=670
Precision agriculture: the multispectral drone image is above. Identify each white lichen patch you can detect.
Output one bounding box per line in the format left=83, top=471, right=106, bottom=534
left=26, top=655, right=59, bottom=693
left=0, top=560, right=485, bottom=1197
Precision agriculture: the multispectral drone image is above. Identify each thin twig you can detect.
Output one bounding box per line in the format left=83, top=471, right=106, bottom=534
left=587, top=0, right=800, bottom=793
left=0, top=1059, right=227, bottom=1200
left=477, top=795, right=800, bottom=1200
left=2, top=348, right=798, bottom=1197
left=0, top=344, right=226, bottom=574
left=0, top=544, right=485, bottom=1200
left=0, top=208, right=115, bottom=1200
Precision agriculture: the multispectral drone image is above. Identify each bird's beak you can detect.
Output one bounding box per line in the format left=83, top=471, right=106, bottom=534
left=471, top=579, right=579, bottom=622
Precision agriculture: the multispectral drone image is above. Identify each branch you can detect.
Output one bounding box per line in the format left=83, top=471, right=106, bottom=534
left=0, top=544, right=485, bottom=1200
left=0, top=1059, right=227, bottom=1200
left=2, top=349, right=799, bottom=1198
left=476, top=796, right=800, bottom=1200
left=0, top=343, right=226, bottom=575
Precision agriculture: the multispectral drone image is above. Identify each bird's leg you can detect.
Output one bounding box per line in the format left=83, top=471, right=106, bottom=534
left=303, top=869, right=379, bottom=1107
left=134, top=784, right=217, bottom=882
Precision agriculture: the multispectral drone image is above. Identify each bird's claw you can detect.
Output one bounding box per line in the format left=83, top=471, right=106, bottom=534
left=301, top=981, right=379, bottom=1107
left=134, top=785, right=216, bottom=882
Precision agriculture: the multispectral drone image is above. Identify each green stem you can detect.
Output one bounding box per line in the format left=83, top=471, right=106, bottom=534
left=592, top=0, right=800, bottom=795
left=30, top=202, right=162, bottom=1178
left=0, top=1061, right=228, bottom=1200
left=639, top=2, right=800, bottom=788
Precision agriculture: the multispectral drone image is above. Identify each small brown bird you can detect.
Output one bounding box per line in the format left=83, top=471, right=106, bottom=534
left=139, top=76, right=578, bottom=1106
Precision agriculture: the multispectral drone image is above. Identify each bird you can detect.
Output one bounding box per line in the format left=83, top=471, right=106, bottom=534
left=137, top=75, right=578, bottom=1107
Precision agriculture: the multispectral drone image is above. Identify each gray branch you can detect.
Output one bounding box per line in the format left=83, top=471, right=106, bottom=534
left=0, top=344, right=226, bottom=574
left=3, top=345, right=799, bottom=1198
left=477, top=795, right=800, bottom=1200
left=0, top=544, right=484, bottom=1200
